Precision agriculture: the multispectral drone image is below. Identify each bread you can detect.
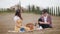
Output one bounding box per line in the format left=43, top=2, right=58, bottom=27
left=26, top=23, right=34, bottom=31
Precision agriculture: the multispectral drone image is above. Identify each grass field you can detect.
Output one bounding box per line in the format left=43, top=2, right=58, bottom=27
left=0, top=13, right=60, bottom=34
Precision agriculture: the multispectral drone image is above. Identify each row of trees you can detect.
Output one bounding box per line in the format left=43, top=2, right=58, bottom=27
left=24, top=5, right=60, bottom=16
left=0, top=5, right=60, bottom=16
left=46, top=6, right=60, bottom=16
left=0, top=8, right=15, bottom=13
left=23, top=5, right=42, bottom=14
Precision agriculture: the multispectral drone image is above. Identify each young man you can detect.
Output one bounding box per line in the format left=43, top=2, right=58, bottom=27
left=38, top=9, right=52, bottom=29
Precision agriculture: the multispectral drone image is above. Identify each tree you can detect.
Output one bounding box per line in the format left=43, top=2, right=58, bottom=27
left=46, top=7, right=50, bottom=13
left=28, top=5, right=31, bottom=12
left=31, top=5, right=35, bottom=13
left=35, top=6, right=41, bottom=14
left=58, top=6, right=60, bottom=16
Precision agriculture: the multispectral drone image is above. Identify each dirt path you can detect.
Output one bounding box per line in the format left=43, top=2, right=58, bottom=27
left=0, top=13, right=60, bottom=34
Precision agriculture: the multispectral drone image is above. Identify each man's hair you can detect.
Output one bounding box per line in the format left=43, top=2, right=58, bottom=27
left=42, top=9, right=48, bottom=14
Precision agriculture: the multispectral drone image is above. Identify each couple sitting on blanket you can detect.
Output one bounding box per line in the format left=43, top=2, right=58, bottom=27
left=14, top=8, right=52, bottom=32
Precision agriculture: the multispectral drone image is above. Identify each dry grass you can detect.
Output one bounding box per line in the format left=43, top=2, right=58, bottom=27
left=0, top=13, right=60, bottom=34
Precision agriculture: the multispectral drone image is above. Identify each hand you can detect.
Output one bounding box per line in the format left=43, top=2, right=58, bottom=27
left=44, top=22, right=50, bottom=24
left=39, top=22, right=44, bottom=24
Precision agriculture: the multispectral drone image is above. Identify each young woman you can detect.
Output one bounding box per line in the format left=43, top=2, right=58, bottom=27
left=14, top=8, right=23, bottom=32
left=38, top=9, right=52, bottom=29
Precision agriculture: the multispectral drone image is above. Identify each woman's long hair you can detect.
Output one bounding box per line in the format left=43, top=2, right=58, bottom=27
left=15, top=9, right=22, bottom=20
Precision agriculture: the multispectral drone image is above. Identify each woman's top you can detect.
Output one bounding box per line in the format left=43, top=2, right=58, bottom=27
left=14, top=16, right=21, bottom=23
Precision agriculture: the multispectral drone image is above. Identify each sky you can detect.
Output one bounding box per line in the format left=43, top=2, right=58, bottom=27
left=0, top=0, right=60, bottom=8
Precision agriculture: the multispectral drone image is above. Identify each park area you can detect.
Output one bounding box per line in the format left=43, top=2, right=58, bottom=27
left=0, top=13, right=60, bottom=34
